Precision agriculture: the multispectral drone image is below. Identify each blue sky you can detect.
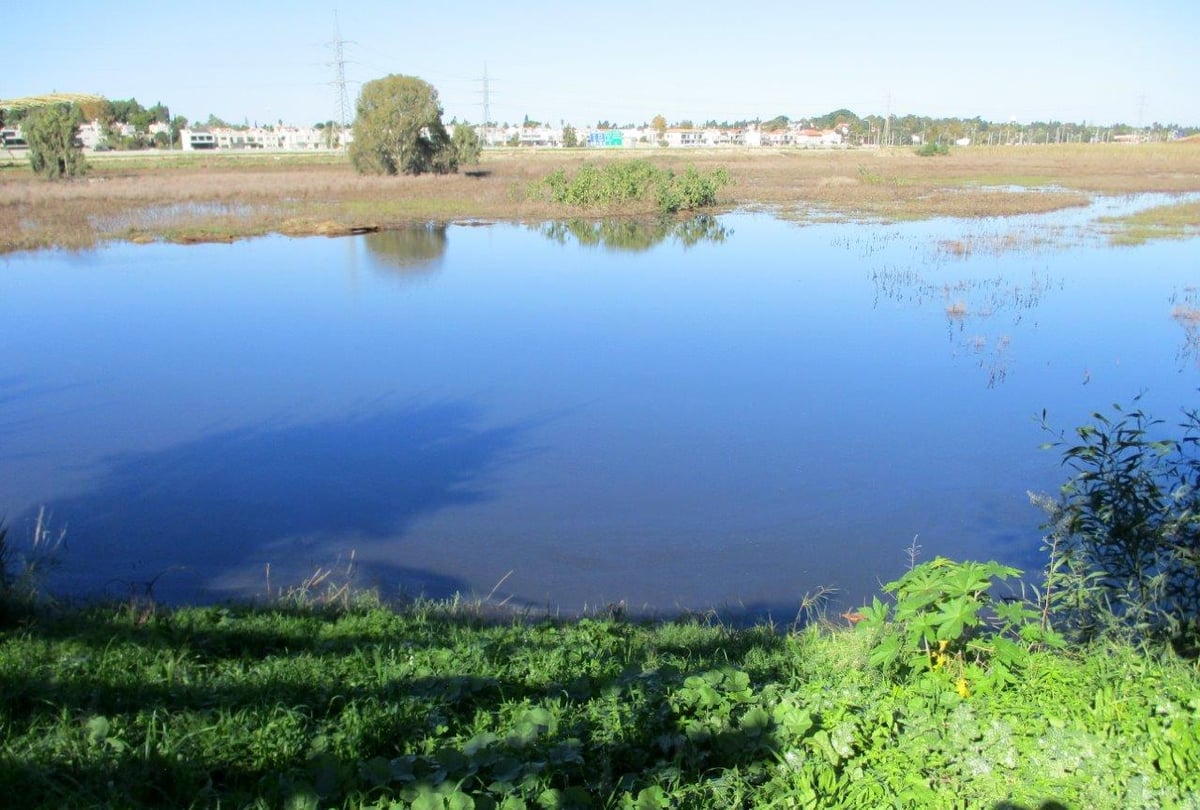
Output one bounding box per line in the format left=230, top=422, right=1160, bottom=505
left=4, top=0, right=1197, bottom=128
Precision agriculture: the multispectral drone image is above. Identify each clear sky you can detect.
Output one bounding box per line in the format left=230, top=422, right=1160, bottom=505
left=4, top=0, right=1197, bottom=128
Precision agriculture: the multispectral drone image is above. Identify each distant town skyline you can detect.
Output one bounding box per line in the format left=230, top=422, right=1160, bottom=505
left=5, top=0, right=1198, bottom=129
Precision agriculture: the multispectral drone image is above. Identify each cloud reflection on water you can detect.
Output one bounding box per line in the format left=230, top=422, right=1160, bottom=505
left=32, top=398, right=538, bottom=604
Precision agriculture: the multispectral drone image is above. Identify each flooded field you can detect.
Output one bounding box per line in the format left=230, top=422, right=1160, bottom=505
left=2, top=198, right=1197, bottom=617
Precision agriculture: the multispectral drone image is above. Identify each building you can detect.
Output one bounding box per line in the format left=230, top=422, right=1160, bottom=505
left=178, top=125, right=344, bottom=151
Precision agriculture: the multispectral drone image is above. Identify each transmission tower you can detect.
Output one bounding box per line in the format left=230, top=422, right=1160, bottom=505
left=328, top=11, right=353, bottom=151
left=479, top=64, right=491, bottom=146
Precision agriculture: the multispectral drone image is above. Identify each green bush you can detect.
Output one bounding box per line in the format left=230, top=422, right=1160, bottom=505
left=916, top=142, right=949, bottom=157
left=26, top=103, right=87, bottom=179
left=541, top=160, right=729, bottom=215
left=857, top=558, right=1061, bottom=698
left=1037, top=401, right=1200, bottom=648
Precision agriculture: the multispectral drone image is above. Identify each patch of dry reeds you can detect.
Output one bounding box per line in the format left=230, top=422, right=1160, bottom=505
left=3, top=142, right=1199, bottom=253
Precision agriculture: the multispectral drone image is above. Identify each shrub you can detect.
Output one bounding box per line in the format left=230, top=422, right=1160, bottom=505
left=916, top=142, right=949, bottom=157
left=26, top=103, right=87, bottom=180
left=1037, top=401, right=1200, bottom=647
left=540, top=160, right=729, bottom=215
left=452, top=123, right=481, bottom=166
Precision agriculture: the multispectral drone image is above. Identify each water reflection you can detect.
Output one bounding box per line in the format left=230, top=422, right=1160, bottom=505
left=1171, top=285, right=1200, bottom=369
left=5, top=207, right=1199, bottom=615
left=29, top=399, right=537, bottom=603
left=870, top=265, right=1057, bottom=387
left=538, top=215, right=729, bottom=252
left=363, top=225, right=448, bottom=276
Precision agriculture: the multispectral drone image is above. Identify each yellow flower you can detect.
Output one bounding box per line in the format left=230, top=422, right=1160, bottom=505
left=956, top=677, right=971, bottom=698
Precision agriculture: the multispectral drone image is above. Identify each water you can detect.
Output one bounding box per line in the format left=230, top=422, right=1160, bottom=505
left=2, top=201, right=1197, bottom=617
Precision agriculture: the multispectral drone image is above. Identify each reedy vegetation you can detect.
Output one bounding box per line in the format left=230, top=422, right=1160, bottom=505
left=6, top=143, right=1198, bottom=254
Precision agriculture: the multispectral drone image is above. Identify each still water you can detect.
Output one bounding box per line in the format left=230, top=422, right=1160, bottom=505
left=2, top=202, right=1197, bottom=617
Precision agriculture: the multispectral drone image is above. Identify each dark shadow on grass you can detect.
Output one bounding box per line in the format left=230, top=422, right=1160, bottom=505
left=0, top=609, right=792, bottom=808
left=24, top=398, right=541, bottom=604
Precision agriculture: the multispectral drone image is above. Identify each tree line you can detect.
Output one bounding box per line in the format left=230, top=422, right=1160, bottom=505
left=9, top=74, right=1198, bottom=181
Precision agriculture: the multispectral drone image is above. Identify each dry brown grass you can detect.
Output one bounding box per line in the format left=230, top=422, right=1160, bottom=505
left=2, top=142, right=1199, bottom=253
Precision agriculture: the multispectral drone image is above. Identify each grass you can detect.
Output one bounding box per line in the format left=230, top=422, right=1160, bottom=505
left=1, top=595, right=1197, bottom=809
left=1099, top=199, right=1200, bottom=245
left=4, top=142, right=1200, bottom=253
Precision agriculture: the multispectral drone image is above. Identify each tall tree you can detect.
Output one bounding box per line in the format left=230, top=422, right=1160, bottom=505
left=26, top=104, right=85, bottom=180
left=349, top=74, right=457, bottom=176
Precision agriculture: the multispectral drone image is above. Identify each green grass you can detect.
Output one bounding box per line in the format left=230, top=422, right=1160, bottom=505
left=84, top=149, right=348, bottom=171
left=1099, top=199, right=1200, bottom=245
left=1, top=595, right=1197, bottom=809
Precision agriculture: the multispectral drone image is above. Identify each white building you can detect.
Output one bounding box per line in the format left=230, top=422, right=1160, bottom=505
left=179, top=125, right=345, bottom=151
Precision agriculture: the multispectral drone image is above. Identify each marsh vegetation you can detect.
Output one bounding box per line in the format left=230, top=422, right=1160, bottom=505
left=3, top=143, right=1199, bottom=253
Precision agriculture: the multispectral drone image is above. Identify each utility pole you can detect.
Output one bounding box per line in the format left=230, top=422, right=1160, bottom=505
left=883, top=93, right=892, bottom=148
left=328, top=11, right=353, bottom=151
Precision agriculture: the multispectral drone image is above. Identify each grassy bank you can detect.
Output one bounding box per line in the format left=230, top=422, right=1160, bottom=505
left=0, top=592, right=1197, bottom=809
left=3, top=143, right=1200, bottom=253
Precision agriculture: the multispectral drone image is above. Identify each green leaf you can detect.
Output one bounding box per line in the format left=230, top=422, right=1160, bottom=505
left=84, top=715, right=110, bottom=744
left=868, top=634, right=902, bottom=668
left=740, top=706, right=771, bottom=734
left=934, top=598, right=979, bottom=641
left=990, top=637, right=1026, bottom=668
left=630, top=786, right=669, bottom=810
left=411, top=787, right=446, bottom=810
left=359, top=756, right=393, bottom=788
